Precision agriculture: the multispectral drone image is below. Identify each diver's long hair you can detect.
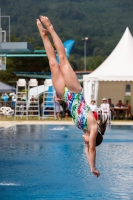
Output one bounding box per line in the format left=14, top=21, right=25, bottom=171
left=96, top=117, right=108, bottom=147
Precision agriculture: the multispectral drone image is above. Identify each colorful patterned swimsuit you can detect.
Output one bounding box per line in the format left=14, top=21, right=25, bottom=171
left=64, top=88, right=91, bottom=130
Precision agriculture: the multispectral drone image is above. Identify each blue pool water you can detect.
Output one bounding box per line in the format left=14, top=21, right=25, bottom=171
left=0, top=125, right=133, bottom=200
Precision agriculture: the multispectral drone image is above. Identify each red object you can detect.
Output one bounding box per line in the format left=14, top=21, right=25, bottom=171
left=93, top=112, right=98, bottom=120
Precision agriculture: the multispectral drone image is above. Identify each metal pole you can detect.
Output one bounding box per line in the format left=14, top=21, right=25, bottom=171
left=0, top=8, right=2, bottom=43
left=0, top=8, right=1, bottom=28
left=9, top=16, right=10, bottom=42
left=82, top=37, right=88, bottom=72
left=84, top=40, right=86, bottom=72
left=1, top=16, right=10, bottom=42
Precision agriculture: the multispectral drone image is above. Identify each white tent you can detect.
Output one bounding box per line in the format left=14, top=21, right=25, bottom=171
left=83, top=27, right=133, bottom=111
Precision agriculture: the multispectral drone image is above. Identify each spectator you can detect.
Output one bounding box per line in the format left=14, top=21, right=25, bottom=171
left=108, top=98, right=114, bottom=119
left=9, top=92, right=16, bottom=110
left=40, top=102, right=44, bottom=117
left=101, top=98, right=110, bottom=121
left=30, top=96, right=36, bottom=106
left=89, top=99, right=98, bottom=120
left=30, top=96, right=36, bottom=115
left=125, top=100, right=132, bottom=119
left=115, top=100, right=126, bottom=119
left=54, top=93, right=61, bottom=120
left=108, top=98, right=114, bottom=107
left=60, top=100, right=71, bottom=118
left=64, top=103, right=70, bottom=119
left=1, top=93, right=9, bottom=106
left=22, top=94, right=26, bottom=101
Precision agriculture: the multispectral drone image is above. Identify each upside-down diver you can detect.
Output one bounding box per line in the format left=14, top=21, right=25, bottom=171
left=36, top=16, right=107, bottom=178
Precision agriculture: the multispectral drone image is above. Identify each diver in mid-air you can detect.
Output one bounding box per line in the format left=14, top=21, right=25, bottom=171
left=36, top=16, right=107, bottom=177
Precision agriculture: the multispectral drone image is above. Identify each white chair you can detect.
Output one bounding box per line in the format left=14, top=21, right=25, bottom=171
left=17, top=79, right=26, bottom=87
left=5, top=107, right=14, bottom=116
left=0, top=107, right=6, bottom=115
left=107, top=110, right=115, bottom=124
left=102, top=112, right=111, bottom=124
left=28, top=79, right=38, bottom=87
left=0, top=106, right=14, bottom=116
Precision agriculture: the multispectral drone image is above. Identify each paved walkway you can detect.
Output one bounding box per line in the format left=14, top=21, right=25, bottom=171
left=0, top=120, right=74, bottom=128
left=0, top=120, right=133, bottom=128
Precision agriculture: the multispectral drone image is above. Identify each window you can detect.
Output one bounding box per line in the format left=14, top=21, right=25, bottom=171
left=126, top=84, right=131, bottom=92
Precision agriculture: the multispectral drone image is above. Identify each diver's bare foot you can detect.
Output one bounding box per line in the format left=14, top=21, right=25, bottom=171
left=39, top=16, right=53, bottom=30
left=36, top=19, right=49, bottom=36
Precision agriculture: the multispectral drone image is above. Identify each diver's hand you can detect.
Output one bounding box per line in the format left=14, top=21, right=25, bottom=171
left=91, top=168, right=100, bottom=178
left=82, top=134, right=89, bottom=144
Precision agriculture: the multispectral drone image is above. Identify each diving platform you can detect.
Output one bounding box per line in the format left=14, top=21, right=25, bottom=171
left=0, top=42, right=34, bottom=53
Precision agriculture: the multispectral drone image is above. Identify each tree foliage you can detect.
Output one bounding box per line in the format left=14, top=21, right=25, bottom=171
left=0, top=0, right=133, bottom=83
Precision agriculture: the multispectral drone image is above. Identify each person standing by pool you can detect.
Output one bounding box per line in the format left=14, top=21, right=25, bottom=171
left=36, top=16, right=107, bottom=178
left=89, top=99, right=98, bottom=120
left=54, top=92, right=61, bottom=120
left=1, top=92, right=9, bottom=106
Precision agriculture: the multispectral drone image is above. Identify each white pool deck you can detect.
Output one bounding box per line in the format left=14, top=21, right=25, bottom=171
left=0, top=120, right=133, bottom=128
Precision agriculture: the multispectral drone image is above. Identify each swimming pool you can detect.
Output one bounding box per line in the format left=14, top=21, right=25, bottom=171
left=0, top=125, right=133, bottom=200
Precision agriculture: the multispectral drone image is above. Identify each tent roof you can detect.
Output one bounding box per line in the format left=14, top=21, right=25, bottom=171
left=83, top=27, right=133, bottom=81
left=0, top=82, right=16, bottom=93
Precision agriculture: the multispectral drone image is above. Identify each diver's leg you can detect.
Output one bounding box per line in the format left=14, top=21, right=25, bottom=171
left=36, top=19, right=65, bottom=98
left=40, top=16, right=82, bottom=93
